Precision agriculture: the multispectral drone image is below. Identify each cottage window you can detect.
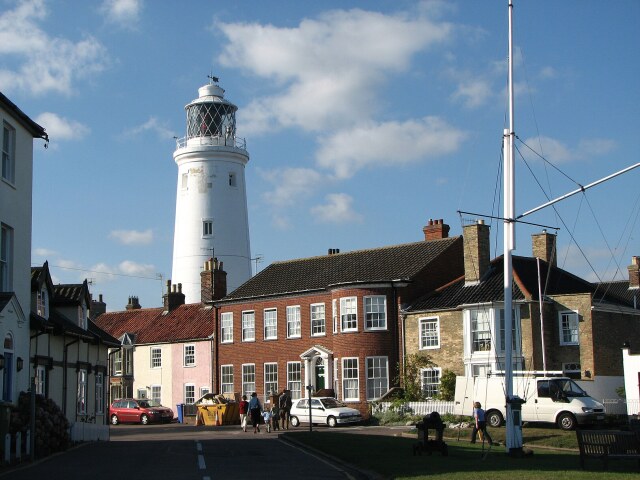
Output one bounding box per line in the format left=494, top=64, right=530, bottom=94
left=342, top=358, right=359, bottom=401
left=0, top=224, right=13, bottom=291
left=242, top=364, right=255, bottom=398
left=242, top=311, right=255, bottom=341
left=151, top=385, right=162, bottom=403
left=184, top=344, right=195, bottom=366
left=364, top=296, right=386, bottom=330
left=559, top=311, right=579, bottom=345
left=184, top=384, right=195, bottom=404
left=35, top=364, right=47, bottom=396
left=95, top=372, right=104, bottom=414
left=340, top=297, right=357, bottom=332
left=264, top=308, right=277, bottom=339
left=366, top=356, right=388, bottom=400
left=113, top=350, right=123, bottom=375
left=221, top=312, right=233, bottom=343
left=151, top=347, right=162, bottom=368
left=286, top=306, right=301, bottom=338
left=2, top=122, right=15, bottom=183
left=221, top=365, right=234, bottom=394
left=421, top=368, right=441, bottom=398
left=471, top=309, right=491, bottom=352
left=77, top=369, right=87, bottom=415
left=37, top=287, right=48, bottom=319
left=264, top=363, right=278, bottom=402
left=419, top=317, right=440, bottom=349
left=498, top=308, right=519, bottom=351
left=332, top=299, right=338, bottom=334
left=310, top=303, right=326, bottom=336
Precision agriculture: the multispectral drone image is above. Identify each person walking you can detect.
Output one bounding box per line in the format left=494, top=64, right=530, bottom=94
left=470, top=401, right=493, bottom=445
left=279, top=389, right=292, bottom=429
left=248, top=392, right=262, bottom=433
left=270, top=401, right=280, bottom=431
left=238, top=395, right=249, bottom=432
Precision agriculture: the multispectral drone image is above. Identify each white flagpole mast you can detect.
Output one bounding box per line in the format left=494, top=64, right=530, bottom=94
left=504, top=0, right=523, bottom=454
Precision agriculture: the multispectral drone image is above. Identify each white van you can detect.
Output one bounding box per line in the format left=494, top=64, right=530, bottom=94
left=454, top=375, right=605, bottom=430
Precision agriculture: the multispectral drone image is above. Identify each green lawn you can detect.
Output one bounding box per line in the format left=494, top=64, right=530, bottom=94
left=287, top=429, right=640, bottom=479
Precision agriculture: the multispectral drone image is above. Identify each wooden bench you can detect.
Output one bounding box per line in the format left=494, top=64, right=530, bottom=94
left=576, top=429, right=640, bottom=470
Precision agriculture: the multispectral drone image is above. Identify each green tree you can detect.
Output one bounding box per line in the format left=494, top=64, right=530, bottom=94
left=397, top=353, right=434, bottom=401
left=436, top=369, right=456, bottom=401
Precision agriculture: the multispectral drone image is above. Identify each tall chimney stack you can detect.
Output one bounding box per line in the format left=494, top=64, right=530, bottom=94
left=463, top=220, right=490, bottom=285
left=532, top=230, right=557, bottom=267
left=201, top=257, right=228, bottom=303
left=163, top=279, right=186, bottom=311
left=629, top=256, right=640, bottom=290
left=423, top=218, right=450, bottom=241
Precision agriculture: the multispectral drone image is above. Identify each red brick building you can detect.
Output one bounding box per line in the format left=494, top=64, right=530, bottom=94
left=212, top=220, right=463, bottom=415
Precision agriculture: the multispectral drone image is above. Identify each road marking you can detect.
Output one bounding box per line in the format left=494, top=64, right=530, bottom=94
left=198, top=454, right=206, bottom=469
left=280, top=439, right=356, bottom=480
left=196, top=441, right=203, bottom=452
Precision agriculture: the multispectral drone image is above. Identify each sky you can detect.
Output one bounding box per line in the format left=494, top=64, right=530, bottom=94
left=1, top=0, right=638, bottom=312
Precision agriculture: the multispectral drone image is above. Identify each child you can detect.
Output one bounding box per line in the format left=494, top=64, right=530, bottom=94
left=270, top=402, right=280, bottom=431
left=471, top=401, right=493, bottom=445
left=262, top=409, right=272, bottom=433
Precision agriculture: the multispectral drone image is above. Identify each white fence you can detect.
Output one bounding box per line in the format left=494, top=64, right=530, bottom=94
left=375, top=401, right=455, bottom=416
left=70, top=422, right=110, bottom=442
left=603, top=398, right=640, bottom=416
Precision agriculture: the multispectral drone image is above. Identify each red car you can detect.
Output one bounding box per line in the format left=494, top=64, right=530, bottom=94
left=109, top=398, right=174, bottom=425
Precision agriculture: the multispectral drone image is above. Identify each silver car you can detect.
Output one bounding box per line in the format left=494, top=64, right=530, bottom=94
left=289, top=397, right=362, bottom=428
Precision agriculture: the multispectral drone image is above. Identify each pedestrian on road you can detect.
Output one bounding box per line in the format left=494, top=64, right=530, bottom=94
left=279, top=389, right=292, bottom=429
left=470, top=401, right=493, bottom=445
left=248, top=392, right=262, bottom=433
left=239, top=395, right=249, bottom=432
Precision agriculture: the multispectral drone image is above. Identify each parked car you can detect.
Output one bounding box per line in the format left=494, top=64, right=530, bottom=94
left=289, top=397, right=362, bottom=427
left=109, top=398, right=174, bottom=425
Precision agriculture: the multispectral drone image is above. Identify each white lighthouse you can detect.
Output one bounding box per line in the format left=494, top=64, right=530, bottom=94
left=171, top=78, right=252, bottom=303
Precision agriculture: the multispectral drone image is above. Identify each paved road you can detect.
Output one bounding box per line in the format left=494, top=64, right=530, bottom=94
left=0, top=423, right=397, bottom=480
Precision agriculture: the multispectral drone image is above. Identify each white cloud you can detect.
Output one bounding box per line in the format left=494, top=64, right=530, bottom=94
left=0, top=0, right=109, bottom=96
left=451, top=79, right=493, bottom=108
left=311, top=193, right=363, bottom=224
left=33, top=247, right=58, bottom=257
left=316, top=117, right=466, bottom=179
left=88, top=260, right=155, bottom=283
left=35, top=112, right=90, bottom=142
left=217, top=7, right=452, bottom=135
left=261, top=168, right=324, bottom=207
left=122, top=117, right=176, bottom=140
left=100, top=0, right=143, bottom=27
left=118, top=260, right=155, bottom=277
left=109, top=229, right=154, bottom=245
left=522, top=136, right=617, bottom=164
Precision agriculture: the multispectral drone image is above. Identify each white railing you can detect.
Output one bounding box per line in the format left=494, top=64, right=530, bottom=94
left=175, top=135, right=246, bottom=150
left=375, top=401, right=455, bottom=416
left=69, top=422, right=109, bottom=442
left=603, top=398, right=640, bottom=416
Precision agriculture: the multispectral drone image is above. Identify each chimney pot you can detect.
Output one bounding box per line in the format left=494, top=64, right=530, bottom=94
left=423, top=218, right=450, bottom=241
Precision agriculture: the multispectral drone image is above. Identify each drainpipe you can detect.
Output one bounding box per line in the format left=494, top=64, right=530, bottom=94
left=392, top=284, right=405, bottom=387
left=212, top=304, right=219, bottom=393
left=63, top=336, right=79, bottom=417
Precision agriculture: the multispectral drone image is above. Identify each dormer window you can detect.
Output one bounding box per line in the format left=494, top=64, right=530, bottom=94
left=78, top=301, right=87, bottom=329
left=37, top=287, right=49, bottom=319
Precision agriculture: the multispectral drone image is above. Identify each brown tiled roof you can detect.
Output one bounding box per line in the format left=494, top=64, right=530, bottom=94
left=222, top=237, right=462, bottom=301
left=406, top=255, right=630, bottom=312
left=94, top=303, right=214, bottom=344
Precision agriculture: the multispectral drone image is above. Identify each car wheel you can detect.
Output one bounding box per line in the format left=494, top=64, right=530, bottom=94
left=140, top=414, right=150, bottom=425
left=486, top=410, right=504, bottom=428
left=290, top=416, right=300, bottom=427
left=557, top=412, right=576, bottom=431
left=110, top=414, right=119, bottom=425
left=327, top=416, right=337, bottom=428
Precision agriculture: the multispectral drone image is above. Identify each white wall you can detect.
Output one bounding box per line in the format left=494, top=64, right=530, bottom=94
left=622, top=347, right=640, bottom=415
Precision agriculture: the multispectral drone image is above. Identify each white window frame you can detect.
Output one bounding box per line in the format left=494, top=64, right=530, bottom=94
left=151, top=385, right=162, bottom=403
left=470, top=308, right=491, bottom=352
left=332, top=299, right=338, bottom=334
left=221, top=312, right=233, bottom=343
left=364, top=295, right=387, bottom=330
left=559, top=310, right=579, bottom=346
left=421, top=367, right=442, bottom=399
left=287, top=362, right=302, bottom=400
left=35, top=364, right=46, bottom=395
left=136, top=388, right=147, bottom=399
left=2, top=122, right=15, bottom=184
left=202, top=219, right=213, bottom=237
left=340, top=297, right=358, bottom=332
left=95, top=372, right=104, bottom=414
left=286, top=305, right=301, bottom=338
left=419, top=317, right=440, bottom=350
left=264, top=308, right=277, bottom=340
left=242, top=311, right=255, bottom=342
left=113, top=350, right=123, bottom=375
left=185, top=384, right=196, bottom=404
left=310, top=303, right=326, bottom=336
left=366, top=356, right=388, bottom=400
left=184, top=344, right=196, bottom=367
left=1, top=223, right=13, bottom=292
left=499, top=308, right=520, bottom=352
left=200, top=387, right=210, bottom=398
left=264, top=362, right=278, bottom=402
left=77, top=369, right=87, bottom=415
left=36, top=287, right=48, bottom=319
left=221, top=365, right=234, bottom=394
left=342, top=357, right=359, bottom=401
left=151, top=347, right=162, bottom=368
left=242, top=364, right=256, bottom=398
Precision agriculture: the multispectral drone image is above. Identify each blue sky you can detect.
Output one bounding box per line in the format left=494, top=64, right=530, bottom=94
left=2, top=0, right=638, bottom=311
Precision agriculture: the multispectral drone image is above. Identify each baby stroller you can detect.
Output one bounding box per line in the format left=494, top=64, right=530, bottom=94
left=413, top=412, right=448, bottom=456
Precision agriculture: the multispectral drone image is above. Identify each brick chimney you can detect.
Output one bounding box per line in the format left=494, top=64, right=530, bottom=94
left=532, top=230, right=557, bottom=267
left=423, top=218, right=450, bottom=241
left=125, top=296, right=142, bottom=310
left=463, top=220, right=490, bottom=285
left=90, top=293, right=106, bottom=320
left=629, top=256, right=640, bottom=290
left=163, top=280, right=186, bottom=312
left=201, top=257, right=228, bottom=303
